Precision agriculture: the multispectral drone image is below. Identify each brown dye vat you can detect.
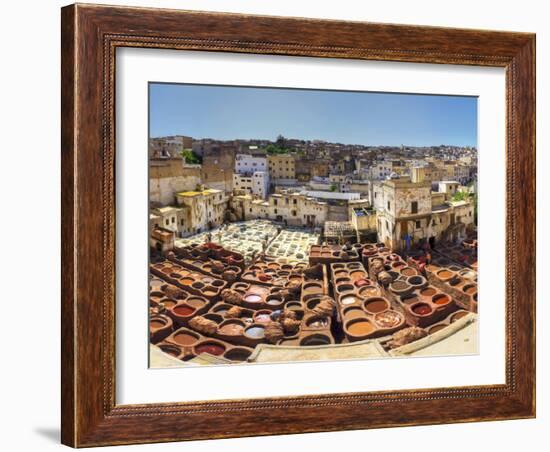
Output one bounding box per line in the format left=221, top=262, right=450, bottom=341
left=401, top=267, right=417, bottom=276
left=186, top=297, right=207, bottom=309
left=218, top=322, right=245, bottom=336
left=463, top=284, right=477, bottom=295
left=432, top=294, right=451, bottom=305
left=172, top=305, right=195, bottom=317
left=162, top=299, right=177, bottom=309
left=150, top=319, right=166, bottom=329
left=172, top=331, right=200, bottom=346
left=346, top=319, right=375, bottom=337
left=343, top=307, right=368, bottom=320
left=349, top=270, right=367, bottom=281
left=364, top=298, right=389, bottom=314
left=451, top=311, right=469, bottom=322
left=429, top=324, right=447, bottom=334
left=420, top=287, right=437, bottom=297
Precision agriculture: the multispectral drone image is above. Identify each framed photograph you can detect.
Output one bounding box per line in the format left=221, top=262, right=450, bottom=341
left=61, top=3, right=536, bottom=447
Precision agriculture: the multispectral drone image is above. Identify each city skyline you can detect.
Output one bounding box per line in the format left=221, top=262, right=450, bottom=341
left=149, top=83, right=478, bottom=147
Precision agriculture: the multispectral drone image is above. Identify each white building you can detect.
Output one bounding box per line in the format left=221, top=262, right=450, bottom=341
left=235, top=153, right=268, bottom=174
left=233, top=171, right=270, bottom=199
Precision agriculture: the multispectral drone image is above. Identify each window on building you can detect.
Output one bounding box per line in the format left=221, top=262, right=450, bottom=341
left=292, top=210, right=297, bottom=216
left=387, top=201, right=391, bottom=210
left=274, top=199, right=278, bottom=206
left=415, top=220, right=421, bottom=229
left=165, top=219, right=169, bottom=226
left=180, top=220, right=184, bottom=226
left=432, top=219, right=436, bottom=226
left=411, top=201, right=418, bottom=214
left=293, top=199, right=297, bottom=204
left=274, top=209, right=278, bottom=214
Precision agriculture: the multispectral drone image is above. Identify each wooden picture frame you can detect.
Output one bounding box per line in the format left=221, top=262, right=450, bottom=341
left=61, top=3, right=535, bottom=447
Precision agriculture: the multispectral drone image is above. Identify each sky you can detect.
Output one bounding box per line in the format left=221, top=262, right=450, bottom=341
left=149, top=83, right=477, bottom=147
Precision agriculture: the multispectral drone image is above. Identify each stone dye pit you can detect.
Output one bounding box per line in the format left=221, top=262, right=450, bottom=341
left=150, top=233, right=478, bottom=366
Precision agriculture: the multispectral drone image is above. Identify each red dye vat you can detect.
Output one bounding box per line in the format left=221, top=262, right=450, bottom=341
left=412, top=304, right=432, bottom=316
left=355, top=279, right=369, bottom=288
left=195, top=343, right=225, bottom=356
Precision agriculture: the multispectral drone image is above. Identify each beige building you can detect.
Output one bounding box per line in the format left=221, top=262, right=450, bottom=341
left=175, top=188, right=228, bottom=235
left=268, top=154, right=296, bottom=182
left=149, top=158, right=202, bottom=206
left=230, top=191, right=328, bottom=227
left=374, top=175, right=475, bottom=250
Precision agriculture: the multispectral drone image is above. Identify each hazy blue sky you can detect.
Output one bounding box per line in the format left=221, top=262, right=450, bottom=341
left=149, top=83, right=477, bottom=147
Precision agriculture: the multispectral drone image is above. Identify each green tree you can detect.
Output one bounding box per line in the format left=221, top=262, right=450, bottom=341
left=180, top=149, right=202, bottom=164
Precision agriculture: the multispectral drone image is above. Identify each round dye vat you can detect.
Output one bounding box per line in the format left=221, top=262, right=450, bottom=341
left=254, top=313, right=271, bottom=323
left=172, top=305, right=195, bottom=317
left=429, top=324, right=447, bottom=334
left=173, top=332, right=200, bottom=346
left=349, top=271, right=366, bottom=281
left=464, top=285, right=477, bottom=295
left=451, top=311, right=469, bottom=322
left=150, top=279, right=163, bottom=289
left=195, top=342, right=226, bottom=356
left=203, top=288, right=218, bottom=297
left=179, top=277, right=194, bottom=286
left=162, top=299, right=177, bottom=309
left=301, top=334, right=331, bottom=346
left=149, top=319, right=166, bottom=329
left=390, top=280, right=410, bottom=292
left=433, top=294, right=451, bottom=305
left=245, top=294, right=262, bottom=303
left=159, top=344, right=181, bottom=357
left=401, top=267, right=417, bottom=276
left=420, top=287, right=437, bottom=297
left=374, top=310, right=402, bottom=328
left=437, top=270, right=453, bottom=279
left=355, top=279, right=370, bottom=288
left=341, top=295, right=357, bottom=305
left=412, top=303, right=432, bottom=316
left=245, top=326, right=265, bottom=339
left=344, top=308, right=367, bottom=320
left=224, top=348, right=252, bottom=362
left=364, top=298, right=389, bottom=313
left=186, top=298, right=206, bottom=309
left=307, top=317, right=329, bottom=328
left=359, top=286, right=380, bottom=298
left=347, top=320, right=375, bottom=337
left=219, top=323, right=244, bottom=336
